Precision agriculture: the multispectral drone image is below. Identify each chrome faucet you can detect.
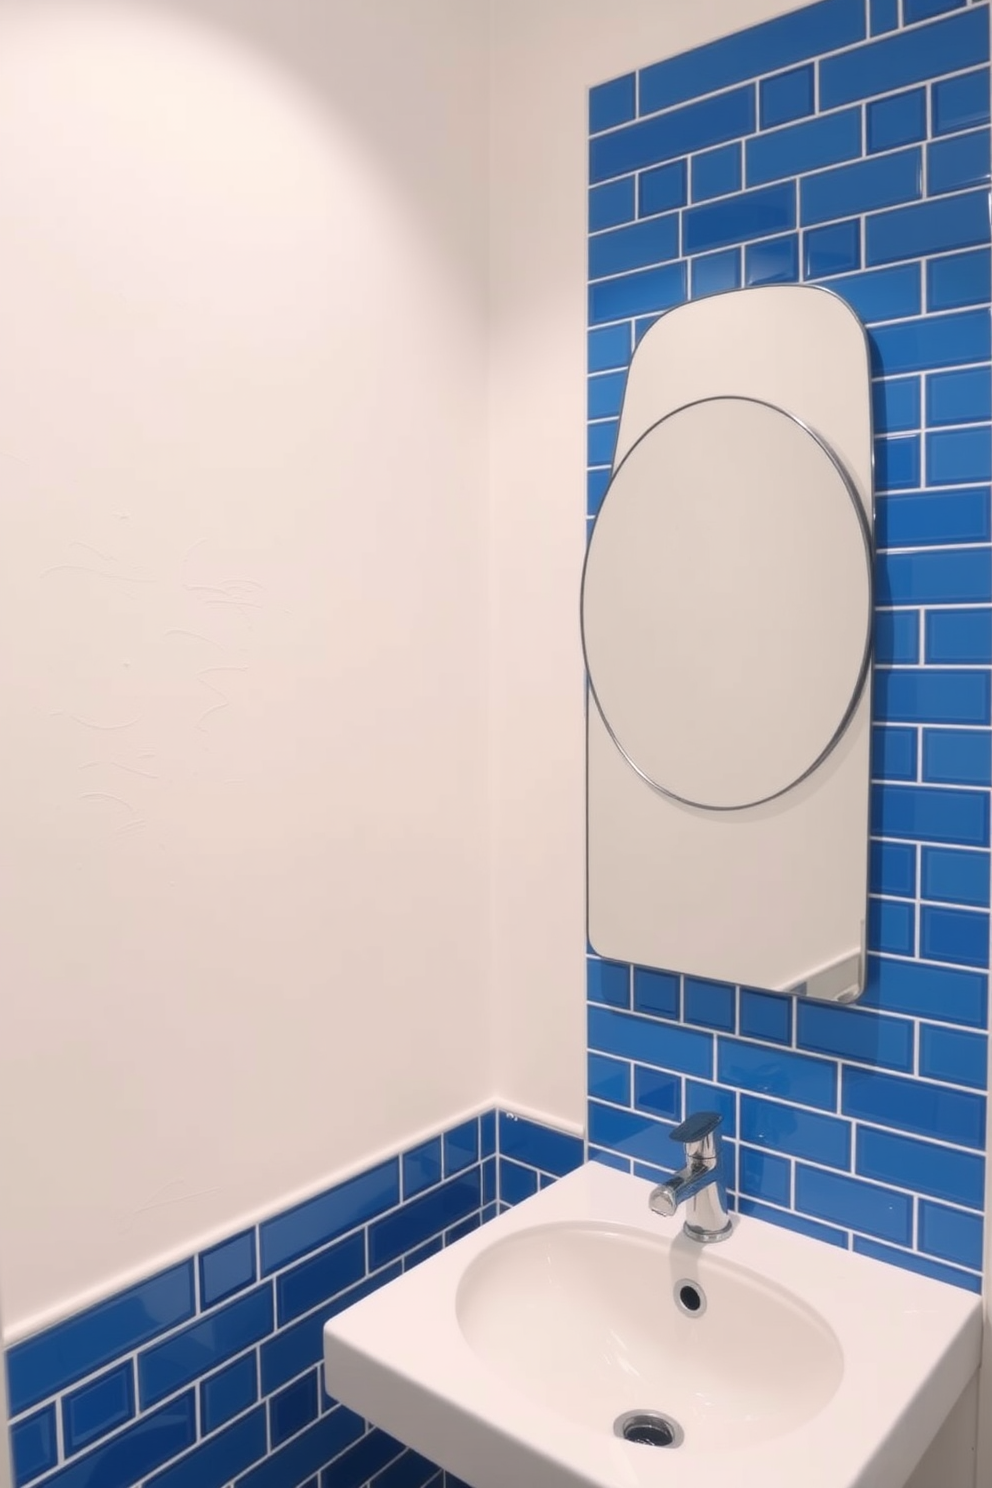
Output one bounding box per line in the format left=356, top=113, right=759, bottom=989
left=649, top=1111, right=732, bottom=1243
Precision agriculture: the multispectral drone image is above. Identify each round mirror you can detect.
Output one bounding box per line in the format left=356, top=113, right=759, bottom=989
left=581, top=396, right=872, bottom=811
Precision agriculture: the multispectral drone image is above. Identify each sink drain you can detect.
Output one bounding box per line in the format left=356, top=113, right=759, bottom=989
left=614, top=1411, right=684, bottom=1448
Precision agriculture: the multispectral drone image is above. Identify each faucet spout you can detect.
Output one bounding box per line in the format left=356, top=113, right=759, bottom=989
left=648, top=1112, right=732, bottom=1244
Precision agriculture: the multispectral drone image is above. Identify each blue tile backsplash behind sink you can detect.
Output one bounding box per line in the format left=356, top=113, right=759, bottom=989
left=587, top=0, right=991, bottom=1294
left=5, top=1112, right=582, bottom=1488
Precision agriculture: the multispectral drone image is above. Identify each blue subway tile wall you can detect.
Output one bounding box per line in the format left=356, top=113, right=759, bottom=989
left=587, top=0, right=990, bottom=1291
left=4, top=1110, right=576, bottom=1488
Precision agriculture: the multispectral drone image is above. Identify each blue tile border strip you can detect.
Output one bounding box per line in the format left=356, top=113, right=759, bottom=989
left=586, top=0, right=991, bottom=1294
left=4, top=1109, right=579, bottom=1488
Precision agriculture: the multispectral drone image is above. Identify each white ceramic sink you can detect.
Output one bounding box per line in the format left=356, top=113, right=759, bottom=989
left=323, top=1163, right=982, bottom=1488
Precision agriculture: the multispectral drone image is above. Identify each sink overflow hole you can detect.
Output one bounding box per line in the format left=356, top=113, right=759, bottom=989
left=614, top=1411, right=684, bottom=1449
left=675, top=1280, right=706, bottom=1316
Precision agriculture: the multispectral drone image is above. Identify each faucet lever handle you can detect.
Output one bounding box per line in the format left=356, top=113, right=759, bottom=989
left=669, top=1111, right=723, bottom=1148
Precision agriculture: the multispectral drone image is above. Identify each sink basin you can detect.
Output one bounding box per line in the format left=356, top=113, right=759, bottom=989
left=323, top=1162, right=981, bottom=1488
left=456, top=1221, right=843, bottom=1446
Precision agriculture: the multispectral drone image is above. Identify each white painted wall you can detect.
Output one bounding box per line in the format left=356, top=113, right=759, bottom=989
left=0, top=0, right=491, bottom=1336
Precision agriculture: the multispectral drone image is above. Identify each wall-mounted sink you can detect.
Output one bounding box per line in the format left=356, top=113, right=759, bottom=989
left=323, top=1163, right=981, bottom=1488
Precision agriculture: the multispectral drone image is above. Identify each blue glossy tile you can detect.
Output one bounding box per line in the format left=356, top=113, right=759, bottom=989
left=920, top=1024, right=988, bottom=1088
left=870, top=0, right=900, bottom=30
left=745, top=234, right=798, bottom=285
left=872, top=309, right=991, bottom=378
left=804, top=219, right=861, bottom=279
left=857, top=1124, right=985, bottom=1205
left=871, top=724, right=918, bottom=780
left=634, top=1066, right=681, bottom=1121
left=853, top=1236, right=981, bottom=1290
left=683, top=977, right=736, bottom=1031
left=738, top=989, right=792, bottom=1044
left=370, top=1449, right=439, bottom=1488
left=683, top=183, right=795, bottom=255
left=870, top=840, right=917, bottom=898
left=260, top=1267, right=399, bottom=1397
left=738, top=1198, right=848, bottom=1247
left=11, top=1407, right=57, bottom=1488
left=587, top=324, right=631, bottom=373
left=869, top=896, right=916, bottom=955
left=717, top=1039, right=837, bottom=1111
left=739, top=1148, right=791, bottom=1205
left=480, top=1109, right=496, bottom=1159
left=499, top=1112, right=583, bottom=1176
left=875, top=434, right=920, bottom=490
left=867, top=191, right=991, bottom=267
left=588, top=1052, right=631, bottom=1104
left=741, top=1095, right=850, bottom=1169
left=927, top=606, right=992, bottom=664
left=820, top=8, right=989, bottom=109
left=589, top=216, right=679, bottom=279
left=692, top=143, right=741, bottom=202
left=322, top=1428, right=406, bottom=1488
left=63, top=1361, right=135, bottom=1456
left=684, top=1082, right=737, bottom=1137
left=589, top=1005, right=714, bottom=1077
left=826, top=263, right=921, bottom=324
left=928, top=428, right=992, bottom=485
left=200, top=1232, right=255, bottom=1312
left=879, top=489, right=989, bottom=551
left=33, top=1395, right=196, bottom=1488
left=259, top=1161, right=398, bottom=1275
left=402, top=1138, right=442, bottom=1199
left=862, top=952, right=987, bottom=1026
left=590, top=74, right=635, bottom=134
left=444, top=1119, right=479, bottom=1178
left=403, top=1236, right=443, bottom=1272
left=797, top=1001, right=914, bottom=1071
left=237, top=1407, right=364, bottom=1488
left=200, top=1354, right=258, bottom=1436
left=760, top=65, right=815, bottom=129
left=796, top=1165, right=912, bottom=1243
left=639, top=0, right=864, bottom=114
left=923, top=729, right=991, bottom=787
left=922, top=845, right=991, bottom=906
left=482, top=1155, right=496, bottom=1206
left=929, top=128, right=991, bottom=198
left=587, top=420, right=617, bottom=467
left=874, top=668, right=991, bottom=724
left=928, top=249, right=989, bottom=319
left=588, top=371, right=626, bottom=421
left=150, top=1410, right=266, bottom=1488
left=927, top=368, right=992, bottom=428
left=269, top=1372, right=318, bottom=1450
left=588, top=957, right=631, bottom=1007
left=140, top=1285, right=273, bottom=1409
left=878, top=546, right=992, bottom=604
left=6, top=1261, right=195, bottom=1415
left=588, top=261, right=686, bottom=324
left=749, top=109, right=862, bottom=188
left=868, top=89, right=927, bottom=152
left=845, top=1066, right=986, bottom=1146
left=871, top=782, right=990, bottom=844
left=275, top=1233, right=364, bottom=1327
left=874, top=377, right=922, bottom=434
left=633, top=966, right=680, bottom=1017
left=590, top=87, right=755, bottom=183
left=691, top=248, right=741, bottom=297
left=874, top=611, right=919, bottom=663
left=589, top=178, right=635, bottom=233
left=639, top=160, right=688, bottom=217
left=920, top=1200, right=984, bottom=1270
left=588, top=1100, right=675, bottom=1166
left=932, top=67, right=991, bottom=136
left=905, top=0, right=965, bottom=19
left=589, top=1146, right=631, bottom=1173
left=371, top=1169, right=480, bottom=1268
left=802, top=149, right=922, bottom=227
left=921, top=903, right=991, bottom=967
